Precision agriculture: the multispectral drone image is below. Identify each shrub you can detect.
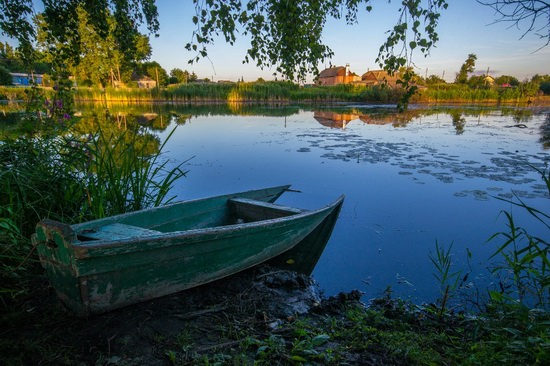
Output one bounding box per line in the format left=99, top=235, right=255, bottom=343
left=0, top=66, right=12, bottom=86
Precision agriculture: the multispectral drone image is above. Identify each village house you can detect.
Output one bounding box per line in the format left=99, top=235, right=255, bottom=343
left=10, top=72, right=44, bottom=86
left=136, top=76, right=157, bottom=89
left=484, top=75, right=495, bottom=86
left=361, top=70, right=399, bottom=88
left=317, top=64, right=360, bottom=86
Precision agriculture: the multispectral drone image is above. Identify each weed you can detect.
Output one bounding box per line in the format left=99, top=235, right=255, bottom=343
left=488, top=165, right=549, bottom=309
left=166, top=350, right=177, bottom=364
left=429, top=241, right=463, bottom=319
left=175, top=328, right=194, bottom=350
left=75, top=125, right=188, bottom=218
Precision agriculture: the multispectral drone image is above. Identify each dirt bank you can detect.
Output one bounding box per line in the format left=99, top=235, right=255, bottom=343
left=1, top=264, right=364, bottom=365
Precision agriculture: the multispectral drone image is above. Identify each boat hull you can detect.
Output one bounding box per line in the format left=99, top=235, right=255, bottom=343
left=34, top=186, right=344, bottom=315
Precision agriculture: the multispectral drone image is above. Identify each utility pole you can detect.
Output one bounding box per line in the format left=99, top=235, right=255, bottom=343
left=155, top=67, right=160, bottom=91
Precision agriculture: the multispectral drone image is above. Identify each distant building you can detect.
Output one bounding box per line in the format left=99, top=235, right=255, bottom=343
left=361, top=70, right=399, bottom=88
left=10, top=72, right=43, bottom=86
left=317, top=64, right=360, bottom=86
left=484, top=75, right=495, bottom=86
left=136, top=76, right=157, bottom=89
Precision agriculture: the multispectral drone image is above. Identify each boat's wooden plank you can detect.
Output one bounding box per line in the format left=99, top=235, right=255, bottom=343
left=77, top=223, right=161, bottom=241
left=71, top=185, right=291, bottom=232
left=77, top=212, right=327, bottom=313
left=229, top=197, right=303, bottom=222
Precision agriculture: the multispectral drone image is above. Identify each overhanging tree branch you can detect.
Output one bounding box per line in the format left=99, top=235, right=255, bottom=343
left=477, top=0, right=550, bottom=48
left=186, top=0, right=449, bottom=83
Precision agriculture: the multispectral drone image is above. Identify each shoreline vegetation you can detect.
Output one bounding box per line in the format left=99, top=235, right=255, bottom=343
left=1, top=81, right=550, bottom=106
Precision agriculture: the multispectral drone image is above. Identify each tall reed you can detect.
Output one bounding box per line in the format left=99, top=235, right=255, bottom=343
left=71, top=82, right=403, bottom=104
left=488, top=165, right=550, bottom=309
left=77, top=126, right=188, bottom=218
left=0, top=122, right=187, bottom=305
left=417, top=84, right=536, bottom=104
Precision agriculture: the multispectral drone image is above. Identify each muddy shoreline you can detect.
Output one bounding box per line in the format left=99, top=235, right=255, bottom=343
left=1, top=264, right=366, bottom=365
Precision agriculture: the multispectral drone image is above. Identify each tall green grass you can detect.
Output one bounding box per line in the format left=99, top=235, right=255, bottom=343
left=488, top=165, right=550, bottom=309
left=0, top=87, right=30, bottom=102
left=7, top=82, right=546, bottom=106
left=417, top=83, right=538, bottom=104
left=0, top=119, right=187, bottom=305
left=72, top=81, right=403, bottom=104
left=77, top=126, right=188, bottom=218
left=428, top=165, right=550, bottom=363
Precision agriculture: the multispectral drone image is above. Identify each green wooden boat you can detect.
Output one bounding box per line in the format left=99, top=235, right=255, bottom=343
left=33, top=185, right=344, bottom=315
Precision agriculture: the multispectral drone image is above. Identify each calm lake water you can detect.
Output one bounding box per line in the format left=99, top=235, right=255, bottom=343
left=141, top=104, right=549, bottom=304
left=5, top=103, right=549, bottom=304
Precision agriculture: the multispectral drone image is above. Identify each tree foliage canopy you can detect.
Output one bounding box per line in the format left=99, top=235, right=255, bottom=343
left=35, top=6, right=152, bottom=87
left=186, top=0, right=449, bottom=82
left=138, top=61, right=168, bottom=86
left=0, top=0, right=158, bottom=68
left=455, top=53, right=477, bottom=84
left=425, top=74, right=447, bottom=84
left=0, top=64, right=11, bottom=85
left=169, top=68, right=197, bottom=84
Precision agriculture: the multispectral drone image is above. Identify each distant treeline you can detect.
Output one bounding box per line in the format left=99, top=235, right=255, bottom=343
left=1, top=81, right=549, bottom=105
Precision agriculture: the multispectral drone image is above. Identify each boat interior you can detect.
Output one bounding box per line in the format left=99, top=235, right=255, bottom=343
left=76, top=198, right=305, bottom=242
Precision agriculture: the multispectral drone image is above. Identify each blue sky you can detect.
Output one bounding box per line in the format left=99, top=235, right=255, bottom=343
left=150, top=0, right=549, bottom=83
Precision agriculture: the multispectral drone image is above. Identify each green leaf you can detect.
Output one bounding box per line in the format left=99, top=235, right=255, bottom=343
left=311, top=334, right=330, bottom=346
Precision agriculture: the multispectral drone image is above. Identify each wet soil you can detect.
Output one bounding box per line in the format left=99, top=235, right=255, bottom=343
left=1, top=264, right=363, bottom=365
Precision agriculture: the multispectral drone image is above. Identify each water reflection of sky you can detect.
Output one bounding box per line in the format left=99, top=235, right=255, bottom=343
left=159, top=107, right=549, bottom=304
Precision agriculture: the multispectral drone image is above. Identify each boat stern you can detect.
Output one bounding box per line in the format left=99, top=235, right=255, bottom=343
left=34, top=219, right=88, bottom=315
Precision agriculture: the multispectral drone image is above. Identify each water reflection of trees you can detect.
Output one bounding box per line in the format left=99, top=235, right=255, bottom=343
left=310, top=106, right=537, bottom=135
left=0, top=112, right=26, bottom=139
left=449, top=110, right=466, bottom=135
left=312, top=108, right=427, bottom=129
left=2, top=103, right=545, bottom=147
left=71, top=109, right=163, bottom=158
left=72, top=104, right=547, bottom=150
left=540, top=113, right=550, bottom=149
left=76, top=102, right=301, bottom=120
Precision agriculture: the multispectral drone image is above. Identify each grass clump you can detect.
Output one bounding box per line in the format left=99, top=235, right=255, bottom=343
left=0, top=106, right=187, bottom=307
